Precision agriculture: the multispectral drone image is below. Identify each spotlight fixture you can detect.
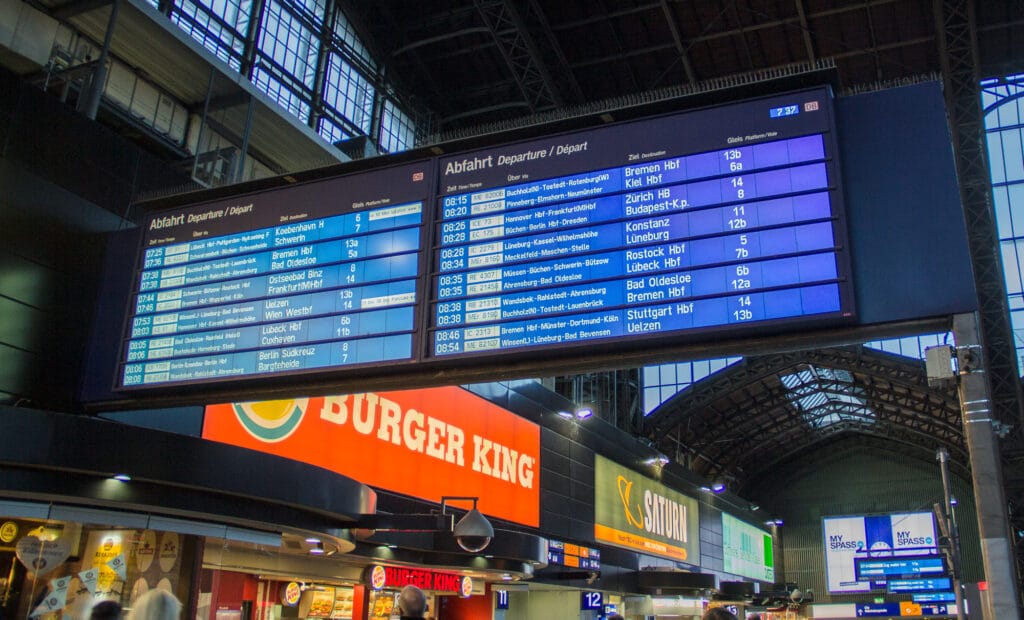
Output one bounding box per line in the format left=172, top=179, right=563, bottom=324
left=950, top=497, right=958, bottom=506
left=711, top=482, right=726, bottom=493
left=305, top=537, right=321, bottom=544
left=749, top=504, right=760, bottom=512
left=575, top=407, right=594, bottom=420
left=309, top=542, right=325, bottom=555
left=557, top=411, right=575, bottom=419
left=700, top=486, right=712, bottom=493
left=112, top=474, right=131, bottom=482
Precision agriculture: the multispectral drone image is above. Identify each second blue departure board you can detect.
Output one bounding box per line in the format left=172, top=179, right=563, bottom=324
left=119, top=161, right=433, bottom=388
left=429, top=88, right=854, bottom=358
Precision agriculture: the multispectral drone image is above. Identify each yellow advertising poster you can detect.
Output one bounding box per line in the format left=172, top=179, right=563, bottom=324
left=593, top=455, right=700, bottom=562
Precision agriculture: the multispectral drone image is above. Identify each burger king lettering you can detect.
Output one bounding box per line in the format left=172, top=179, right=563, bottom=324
left=203, top=386, right=541, bottom=526
left=370, top=566, right=472, bottom=594
left=321, top=393, right=535, bottom=490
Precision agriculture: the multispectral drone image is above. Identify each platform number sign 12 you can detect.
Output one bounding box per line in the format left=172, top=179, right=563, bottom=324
left=581, top=591, right=603, bottom=611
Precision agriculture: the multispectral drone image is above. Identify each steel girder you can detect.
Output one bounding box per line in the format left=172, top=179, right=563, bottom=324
left=934, top=0, right=1024, bottom=587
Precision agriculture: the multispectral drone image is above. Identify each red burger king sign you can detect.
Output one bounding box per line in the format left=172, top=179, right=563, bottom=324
left=204, top=387, right=540, bottom=526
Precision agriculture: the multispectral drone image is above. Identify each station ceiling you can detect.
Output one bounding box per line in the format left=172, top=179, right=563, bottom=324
left=345, top=0, right=1022, bottom=134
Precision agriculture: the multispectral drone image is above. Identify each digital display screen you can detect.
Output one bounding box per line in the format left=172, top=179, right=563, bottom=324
left=547, top=540, right=601, bottom=569
left=855, top=555, right=948, bottom=580
left=118, top=161, right=433, bottom=388
left=115, top=88, right=856, bottom=391
left=887, top=577, right=952, bottom=593
left=722, top=513, right=774, bottom=581
left=430, top=87, right=853, bottom=359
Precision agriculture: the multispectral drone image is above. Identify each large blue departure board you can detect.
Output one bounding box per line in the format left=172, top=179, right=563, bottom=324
left=118, top=161, right=433, bottom=388
left=116, top=87, right=856, bottom=391
left=429, top=87, right=854, bottom=358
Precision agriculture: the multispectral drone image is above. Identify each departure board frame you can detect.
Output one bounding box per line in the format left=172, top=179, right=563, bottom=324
left=117, top=160, right=434, bottom=389
left=428, top=86, right=855, bottom=361
left=113, top=86, right=857, bottom=393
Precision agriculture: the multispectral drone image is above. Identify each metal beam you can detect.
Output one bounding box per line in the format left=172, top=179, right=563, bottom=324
left=793, top=0, right=817, bottom=63
left=659, top=0, right=696, bottom=84
left=391, top=27, right=492, bottom=57
left=472, top=0, right=562, bottom=113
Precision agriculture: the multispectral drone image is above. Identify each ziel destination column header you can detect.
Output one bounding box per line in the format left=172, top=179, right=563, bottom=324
left=119, top=160, right=433, bottom=389
left=429, top=88, right=854, bottom=359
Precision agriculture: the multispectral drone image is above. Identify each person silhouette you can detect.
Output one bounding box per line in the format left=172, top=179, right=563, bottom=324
left=397, top=585, right=427, bottom=619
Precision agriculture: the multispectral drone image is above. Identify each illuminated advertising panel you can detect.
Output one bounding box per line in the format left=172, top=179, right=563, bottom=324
left=202, top=386, right=540, bottom=526
left=823, top=512, right=937, bottom=593
left=593, top=455, right=699, bottom=562
left=722, top=513, right=774, bottom=581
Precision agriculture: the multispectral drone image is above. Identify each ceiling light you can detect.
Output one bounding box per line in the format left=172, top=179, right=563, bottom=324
left=309, top=542, right=325, bottom=555
left=112, top=474, right=131, bottom=482
left=575, top=407, right=594, bottom=419
left=557, top=411, right=575, bottom=419
left=711, top=482, right=726, bottom=493
left=305, top=537, right=321, bottom=544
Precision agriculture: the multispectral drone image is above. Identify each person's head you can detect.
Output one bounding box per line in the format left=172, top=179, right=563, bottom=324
left=90, top=600, right=123, bottom=620
left=126, top=589, right=182, bottom=620
left=607, top=614, right=625, bottom=620
left=397, top=585, right=427, bottom=618
left=702, top=608, right=739, bottom=620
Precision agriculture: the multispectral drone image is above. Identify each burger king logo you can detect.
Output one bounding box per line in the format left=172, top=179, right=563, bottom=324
left=233, top=398, right=308, bottom=443
left=282, top=582, right=302, bottom=606
left=459, top=576, right=473, bottom=598
left=370, top=565, right=386, bottom=590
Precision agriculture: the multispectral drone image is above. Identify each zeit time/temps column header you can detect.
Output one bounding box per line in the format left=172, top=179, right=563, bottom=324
left=116, top=87, right=855, bottom=390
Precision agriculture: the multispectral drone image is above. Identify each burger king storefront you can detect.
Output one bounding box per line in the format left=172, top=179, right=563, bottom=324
left=0, top=387, right=548, bottom=620
left=1, top=383, right=773, bottom=620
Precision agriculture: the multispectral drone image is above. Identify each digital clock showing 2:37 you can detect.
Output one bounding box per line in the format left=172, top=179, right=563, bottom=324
left=581, top=591, right=603, bottom=611
left=769, top=104, right=799, bottom=118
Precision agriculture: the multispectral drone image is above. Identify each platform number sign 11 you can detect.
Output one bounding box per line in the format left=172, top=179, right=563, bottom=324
left=495, top=590, right=509, bottom=610
left=581, top=591, right=603, bottom=611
